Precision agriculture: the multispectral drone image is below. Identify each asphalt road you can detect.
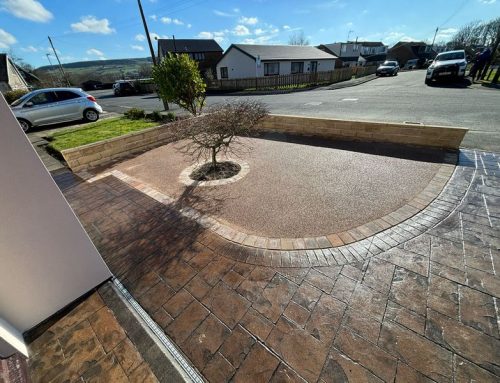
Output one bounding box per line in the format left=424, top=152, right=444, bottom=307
left=92, top=70, right=500, bottom=152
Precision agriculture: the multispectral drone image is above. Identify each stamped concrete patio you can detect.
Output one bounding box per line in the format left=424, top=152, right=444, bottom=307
left=30, top=147, right=499, bottom=383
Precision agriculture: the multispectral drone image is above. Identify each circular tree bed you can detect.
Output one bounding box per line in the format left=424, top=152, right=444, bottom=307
left=190, top=161, right=241, bottom=181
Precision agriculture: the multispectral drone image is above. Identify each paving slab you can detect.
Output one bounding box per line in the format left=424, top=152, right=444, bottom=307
left=26, top=148, right=500, bottom=383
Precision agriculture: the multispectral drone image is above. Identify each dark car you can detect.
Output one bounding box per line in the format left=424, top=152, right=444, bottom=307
left=376, top=61, right=400, bottom=76
left=113, top=80, right=136, bottom=96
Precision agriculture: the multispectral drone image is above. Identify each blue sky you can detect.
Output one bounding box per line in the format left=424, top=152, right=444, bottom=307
left=0, top=0, right=498, bottom=67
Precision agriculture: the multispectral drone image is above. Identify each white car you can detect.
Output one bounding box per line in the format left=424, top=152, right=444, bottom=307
left=425, top=50, right=467, bottom=85
left=9, top=88, right=103, bottom=132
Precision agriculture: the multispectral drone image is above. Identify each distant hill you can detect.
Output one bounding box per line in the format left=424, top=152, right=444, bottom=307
left=35, top=57, right=154, bottom=85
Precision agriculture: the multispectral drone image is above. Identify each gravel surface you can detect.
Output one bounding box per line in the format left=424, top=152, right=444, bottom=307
left=112, top=135, right=445, bottom=237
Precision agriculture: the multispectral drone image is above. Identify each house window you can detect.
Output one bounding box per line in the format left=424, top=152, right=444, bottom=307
left=353, top=44, right=359, bottom=51
left=193, top=52, right=205, bottom=61
left=291, top=62, right=304, bottom=74
left=341, top=44, right=347, bottom=53
left=264, top=62, right=279, bottom=76
left=220, top=67, right=228, bottom=79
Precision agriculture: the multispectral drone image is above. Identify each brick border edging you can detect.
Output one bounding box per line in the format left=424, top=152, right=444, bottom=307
left=78, top=152, right=460, bottom=267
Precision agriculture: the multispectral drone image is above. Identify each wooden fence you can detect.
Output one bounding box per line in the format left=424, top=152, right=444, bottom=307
left=206, top=66, right=377, bottom=91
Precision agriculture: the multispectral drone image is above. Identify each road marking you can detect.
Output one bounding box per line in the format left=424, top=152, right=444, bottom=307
left=340, top=98, right=358, bottom=101
left=305, top=101, right=322, bottom=106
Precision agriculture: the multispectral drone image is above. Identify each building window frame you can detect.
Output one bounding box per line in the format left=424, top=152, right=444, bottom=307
left=264, top=62, right=280, bottom=76
left=220, top=67, right=228, bottom=79
left=290, top=62, right=304, bottom=74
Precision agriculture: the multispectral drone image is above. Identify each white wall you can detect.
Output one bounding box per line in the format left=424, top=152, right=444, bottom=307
left=217, top=48, right=336, bottom=79
left=217, top=47, right=257, bottom=79
left=0, top=95, right=111, bottom=356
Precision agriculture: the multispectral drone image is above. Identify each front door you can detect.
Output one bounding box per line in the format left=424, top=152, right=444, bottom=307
left=310, top=61, right=318, bottom=73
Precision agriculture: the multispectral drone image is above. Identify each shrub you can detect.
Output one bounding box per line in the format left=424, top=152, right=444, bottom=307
left=152, top=53, right=206, bottom=116
left=4, top=89, right=29, bottom=104
left=165, top=112, right=176, bottom=122
left=124, top=108, right=145, bottom=120
left=146, top=110, right=163, bottom=122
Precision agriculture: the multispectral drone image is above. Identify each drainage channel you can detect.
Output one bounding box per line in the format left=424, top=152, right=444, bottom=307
left=112, top=278, right=204, bottom=383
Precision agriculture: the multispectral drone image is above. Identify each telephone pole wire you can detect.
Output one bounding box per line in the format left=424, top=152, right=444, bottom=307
left=48, top=36, right=71, bottom=86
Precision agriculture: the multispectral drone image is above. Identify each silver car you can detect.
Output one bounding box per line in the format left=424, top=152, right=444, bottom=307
left=9, top=88, right=103, bottom=132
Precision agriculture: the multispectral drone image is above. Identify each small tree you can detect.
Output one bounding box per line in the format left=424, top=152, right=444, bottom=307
left=152, top=53, right=206, bottom=116
left=177, top=100, right=269, bottom=170
left=288, top=31, right=310, bottom=46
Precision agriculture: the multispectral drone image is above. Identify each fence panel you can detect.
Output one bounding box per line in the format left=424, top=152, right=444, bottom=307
left=206, top=65, right=376, bottom=91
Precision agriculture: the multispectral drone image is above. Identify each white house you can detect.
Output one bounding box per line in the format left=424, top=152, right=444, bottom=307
left=216, top=44, right=338, bottom=80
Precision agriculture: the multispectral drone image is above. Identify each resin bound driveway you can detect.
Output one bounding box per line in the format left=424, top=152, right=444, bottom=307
left=48, top=148, right=500, bottom=383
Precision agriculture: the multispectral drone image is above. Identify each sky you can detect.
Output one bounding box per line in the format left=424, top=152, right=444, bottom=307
left=0, top=0, right=498, bottom=68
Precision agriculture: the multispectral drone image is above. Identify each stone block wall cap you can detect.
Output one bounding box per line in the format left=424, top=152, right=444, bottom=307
left=266, top=114, right=468, bottom=132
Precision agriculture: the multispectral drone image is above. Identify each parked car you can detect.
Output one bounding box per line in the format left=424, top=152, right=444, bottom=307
left=404, top=59, right=419, bottom=70
left=376, top=61, right=399, bottom=76
left=9, top=88, right=103, bottom=132
left=425, top=50, right=467, bottom=85
left=113, top=80, right=136, bottom=96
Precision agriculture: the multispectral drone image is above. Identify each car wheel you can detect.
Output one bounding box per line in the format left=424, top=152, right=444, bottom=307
left=17, top=119, right=31, bottom=132
left=83, top=109, right=99, bottom=122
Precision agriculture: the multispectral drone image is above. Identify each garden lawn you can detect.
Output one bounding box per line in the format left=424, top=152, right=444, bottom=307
left=47, top=117, right=158, bottom=152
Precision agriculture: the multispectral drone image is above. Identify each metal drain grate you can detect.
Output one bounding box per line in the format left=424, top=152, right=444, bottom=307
left=113, top=278, right=204, bottom=383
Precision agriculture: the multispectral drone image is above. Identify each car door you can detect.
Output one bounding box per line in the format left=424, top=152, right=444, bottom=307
left=21, top=91, right=59, bottom=126
left=53, top=90, right=84, bottom=121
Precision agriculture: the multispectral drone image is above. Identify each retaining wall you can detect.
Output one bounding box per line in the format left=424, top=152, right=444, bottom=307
left=62, top=114, right=468, bottom=172
left=257, top=115, right=468, bottom=150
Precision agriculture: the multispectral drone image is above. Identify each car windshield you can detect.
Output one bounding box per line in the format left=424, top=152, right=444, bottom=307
left=436, top=52, right=465, bottom=61
left=10, top=93, right=31, bottom=107
left=382, top=62, right=396, bottom=67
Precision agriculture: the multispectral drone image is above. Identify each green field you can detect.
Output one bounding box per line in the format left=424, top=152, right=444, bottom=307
left=47, top=117, right=158, bottom=152
left=35, top=57, right=153, bottom=85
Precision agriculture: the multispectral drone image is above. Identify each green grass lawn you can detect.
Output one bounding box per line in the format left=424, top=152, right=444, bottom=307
left=47, top=117, right=158, bottom=152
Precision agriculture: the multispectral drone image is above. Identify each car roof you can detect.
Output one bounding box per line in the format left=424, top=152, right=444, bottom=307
left=28, top=87, right=85, bottom=94
left=437, top=50, right=465, bottom=55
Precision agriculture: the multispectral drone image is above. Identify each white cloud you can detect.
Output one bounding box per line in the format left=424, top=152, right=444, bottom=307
left=187, top=23, right=192, bottom=28
left=241, top=35, right=277, bottom=44
left=213, top=9, right=238, bottom=17
left=283, top=25, right=291, bottom=30
left=478, top=0, right=496, bottom=3
left=239, top=16, right=258, bottom=25
left=161, top=17, right=184, bottom=25
left=346, top=22, right=354, bottom=27
left=0, top=0, right=53, bottom=22
left=0, top=28, right=16, bottom=49
left=135, top=33, right=146, bottom=42
left=86, top=48, right=104, bottom=56
left=149, top=14, right=158, bottom=21
left=233, top=25, right=250, bottom=36
left=197, top=30, right=227, bottom=43
left=131, top=45, right=145, bottom=51
left=254, top=28, right=265, bottom=35
left=21, top=45, right=38, bottom=52
left=435, top=27, right=458, bottom=42
left=71, top=16, right=115, bottom=34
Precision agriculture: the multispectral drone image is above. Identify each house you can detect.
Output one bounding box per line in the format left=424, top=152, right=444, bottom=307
left=216, top=44, right=338, bottom=80
left=318, top=41, right=387, bottom=67
left=387, top=41, right=435, bottom=68
left=157, top=38, right=223, bottom=77
left=0, top=54, right=29, bottom=93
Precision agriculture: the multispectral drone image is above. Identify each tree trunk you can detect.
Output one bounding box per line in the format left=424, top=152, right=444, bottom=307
left=211, top=147, right=217, bottom=170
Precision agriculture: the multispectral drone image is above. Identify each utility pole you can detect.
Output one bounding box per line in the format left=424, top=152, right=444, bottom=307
left=45, top=53, right=58, bottom=87
left=431, top=27, right=439, bottom=48
left=137, top=0, right=168, bottom=109
left=48, top=36, right=71, bottom=86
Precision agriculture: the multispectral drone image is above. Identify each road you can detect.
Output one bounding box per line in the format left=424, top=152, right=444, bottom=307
left=93, top=70, right=500, bottom=151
